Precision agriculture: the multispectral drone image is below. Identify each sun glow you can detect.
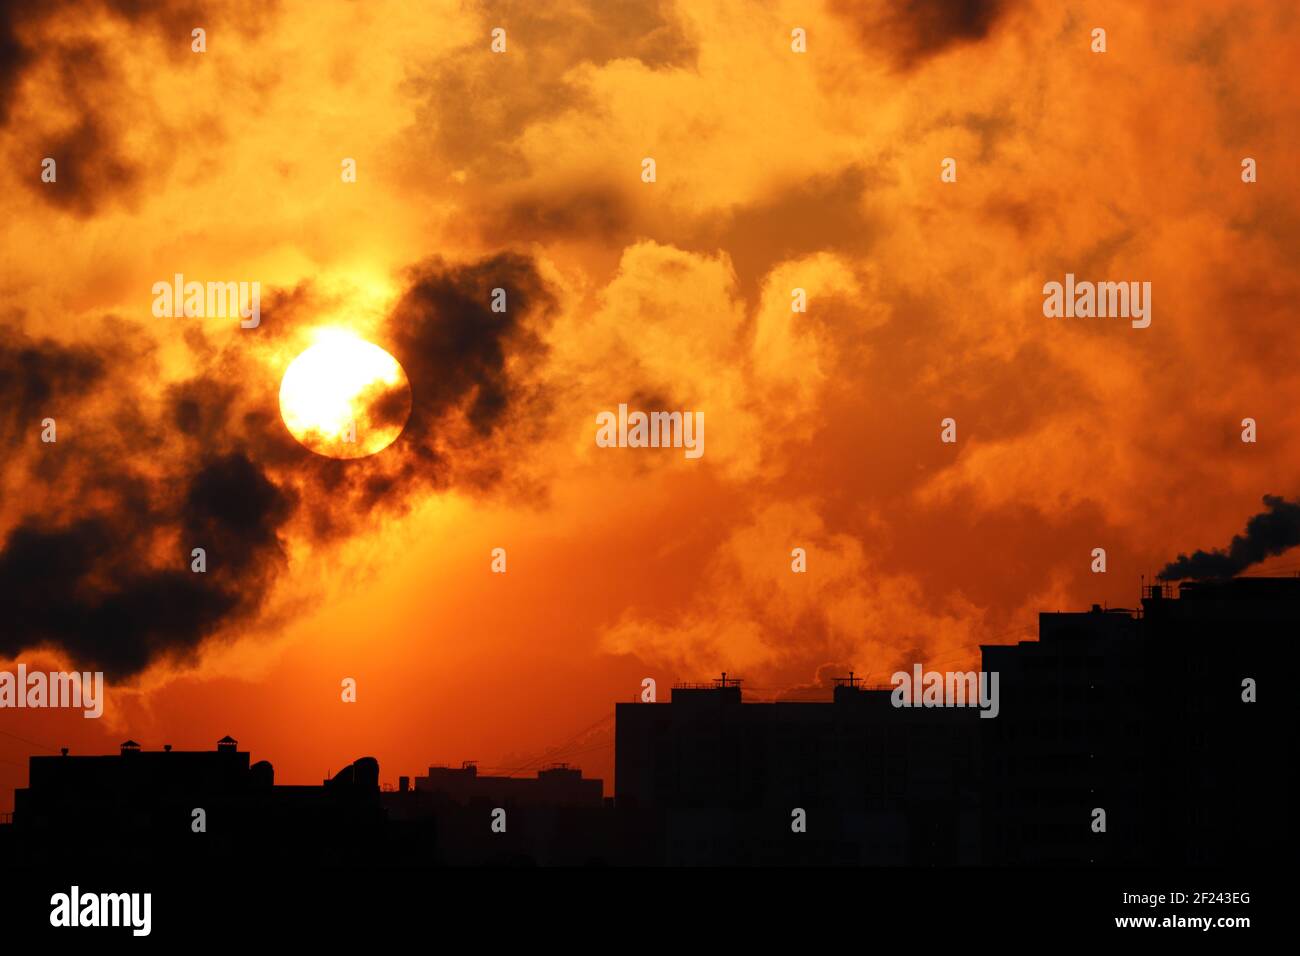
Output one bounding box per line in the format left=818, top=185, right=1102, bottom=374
left=279, top=329, right=411, bottom=459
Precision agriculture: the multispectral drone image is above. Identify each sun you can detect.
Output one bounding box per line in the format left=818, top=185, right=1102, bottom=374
left=279, top=329, right=412, bottom=459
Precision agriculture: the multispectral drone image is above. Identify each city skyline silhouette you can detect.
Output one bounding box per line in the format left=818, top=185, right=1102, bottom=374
left=0, top=0, right=1291, bottom=938
left=3, top=575, right=1288, bottom=867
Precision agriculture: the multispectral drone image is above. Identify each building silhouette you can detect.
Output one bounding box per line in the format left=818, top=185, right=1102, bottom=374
left=1, top=577, right=1292, bottom=866
left=615, top=675, right=980, bottom=864
left=380, top=761, right=612, bottom=865
left=616, top=578, right=1294, bottom=865
left=10, top=736, right=384, bottom=864
left=404, top=760, right=602, bottom=808
left=981, top=578, right=1292, bottom=866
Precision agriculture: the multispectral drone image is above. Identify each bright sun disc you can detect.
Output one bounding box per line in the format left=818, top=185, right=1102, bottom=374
left=279, top=330, right=412, bottom=459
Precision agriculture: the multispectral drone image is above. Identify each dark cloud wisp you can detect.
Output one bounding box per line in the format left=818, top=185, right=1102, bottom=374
left=1158, top=495, right=1300, bottom=580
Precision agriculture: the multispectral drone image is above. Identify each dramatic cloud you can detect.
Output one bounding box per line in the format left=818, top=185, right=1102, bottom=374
left=0, top=1, right=270, bottom=216
left=0, top=1, right=33, bottom=125
left=32, top=110, right=142, bottom=217
left=0, top=327, right=105, bottom=444
left=389, top=253, right=554, bottom=443
left=831, top=0, right=1016, bottom=69
left=0, top=455, right=289, bottom=678
left=0, top=253, right=559, bottom=677
left=600, top=500, right=985, bottom=688
left=0, top=0, right=1297, bottom=797
left=403, top=0, right=696, bottom=184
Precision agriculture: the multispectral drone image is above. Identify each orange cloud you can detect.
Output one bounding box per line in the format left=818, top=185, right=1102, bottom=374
left=2, top=0, right=1298, bottom=804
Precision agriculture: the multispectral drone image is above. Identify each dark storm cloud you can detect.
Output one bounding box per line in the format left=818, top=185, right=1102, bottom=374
left=404, top=0, right=695, bottom=184
left=0, top=453, right=293, bottom=679
left=2, top=0, right=269, bottom=215
left=246, top=281, right=328, bottom=343
left=388, top=252, right=554, bottom=439
left=0, top=328, right=106, bottom=443
left=0, top=0, right=255, bottom=106
left=182, top=453, right=296, bottom=568
left=0, top=254, right=557, bottom=676
left=163, top=261, right=553, bottom=522
left=271, top=254, right=559, bottom=531
left=0, top=1, right=33, bottom=125
left=831, top=0, right=1014, bottom=70
left=491, top=183, right=632, bottom=244
left=5, top=20, right=147, bottom=216
left=364, top=380, right=414, bottom=432
left=35, top=111, right=142, bottom=216
left=1158, top=495, right=1300, bottom=580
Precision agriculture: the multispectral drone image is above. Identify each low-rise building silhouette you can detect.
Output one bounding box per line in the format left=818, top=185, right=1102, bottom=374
left=10, top=736, right=384, bottom=864
left=405, top=760, right=602, bottom=808
left=379, top=761, right=611, bottom=865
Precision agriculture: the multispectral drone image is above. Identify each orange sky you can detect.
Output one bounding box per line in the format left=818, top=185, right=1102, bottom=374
left=2, top=0, right=1298, bottom=808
